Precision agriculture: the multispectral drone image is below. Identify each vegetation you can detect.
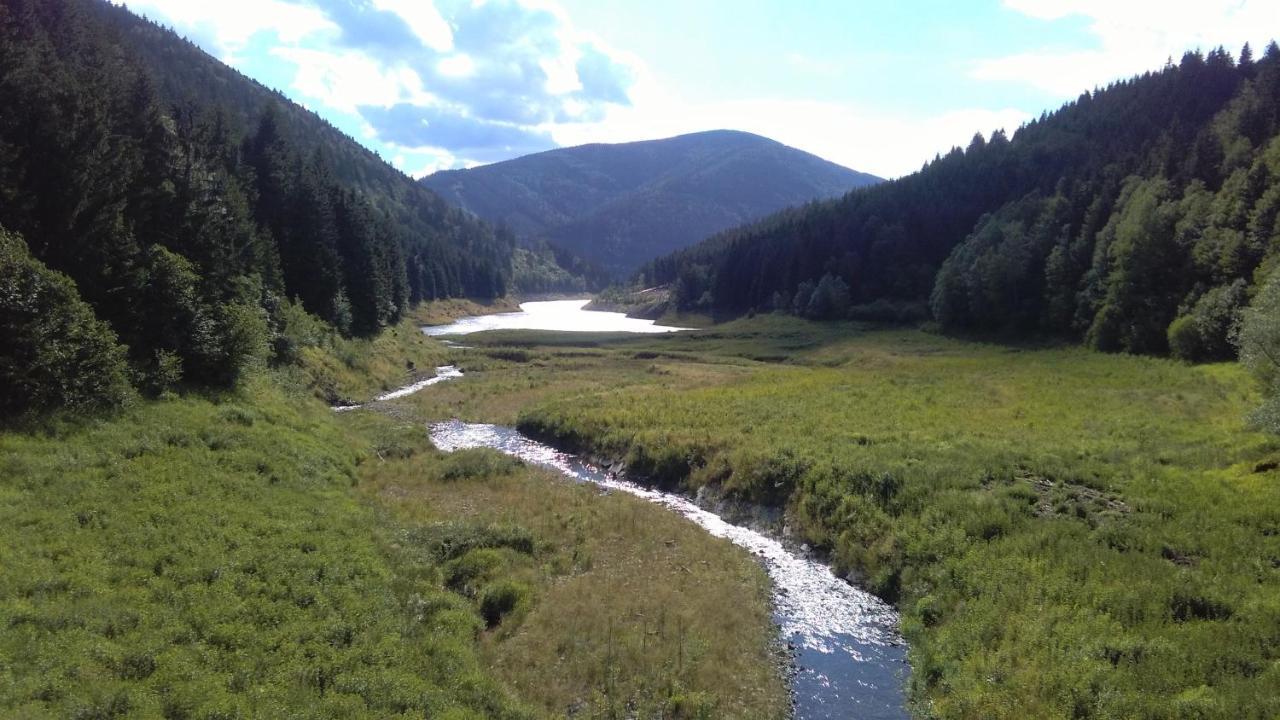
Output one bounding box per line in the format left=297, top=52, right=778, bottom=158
left=0, top=376, right=533, bottom=719
left=0, top=226, right=133, bottom=417
left=0, top=0, right=516, bottom=417
left=347, top=411, right=788, bottom=718
left=642, top=45, right=1280, bottom=366
left=0, top=321, right=790, bottom=719
left=510, top=240, right=609, bottom=296
left=423, top=130, right=879, bottom=277
left=401, top=319, right=1280, bottom=718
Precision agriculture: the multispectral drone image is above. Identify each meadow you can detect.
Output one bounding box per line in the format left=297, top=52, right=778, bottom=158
left=0, top=300, right=789, bottom=719
left=0, top=374, right=531, bottom=719
left=406, top=315, right=1280, bottom=719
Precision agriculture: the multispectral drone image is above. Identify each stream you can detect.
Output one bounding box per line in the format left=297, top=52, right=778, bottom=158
left=430, top=420, right=911, bottom=720
left=331, top=365, right=463, bottom=412
left=332, top=329, right=911, bottom=718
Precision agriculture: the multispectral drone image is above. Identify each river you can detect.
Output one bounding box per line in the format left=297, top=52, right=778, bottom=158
left=339, top=307, right=911, bottom=718
left=430, top=420, right=911, bottom=720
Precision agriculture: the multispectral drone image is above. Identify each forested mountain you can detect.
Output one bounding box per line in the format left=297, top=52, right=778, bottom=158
left=422, top=130, right=880, bottom=277
left=0, top=0, right=514, bottom=415
left=646, top=45, right=1280, bottom=361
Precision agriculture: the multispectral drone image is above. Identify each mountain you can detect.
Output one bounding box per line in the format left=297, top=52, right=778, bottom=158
left=0, top=0, right=514, bottom=412
left=645, top=44, right=1280, bottom=361
left=422, top=130, right=880, bottom=277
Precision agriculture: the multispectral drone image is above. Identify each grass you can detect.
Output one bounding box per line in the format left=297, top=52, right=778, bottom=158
left=341, top=405, right=789, bottom=719
left=0, top=301, right=792, bottom=720
left=400, top=314, right=1280, bottom=719
left=0, top=374, right=530, bottom=719
left=288, top=297, right=519, bottom=405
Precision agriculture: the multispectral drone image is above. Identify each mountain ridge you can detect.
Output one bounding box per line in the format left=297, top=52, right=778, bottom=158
left=422, top=130, right=880, bottom=276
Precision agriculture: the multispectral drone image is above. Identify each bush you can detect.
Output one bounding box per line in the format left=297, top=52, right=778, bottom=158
left=1167, top=315, right=1201, bottom=361
left=432, top=449, right=523, bottom=482
left=478, top=580, right=530, bottom=627
left=410, top=522, right=536, bottom=562
left=0, top=227, right=132, bottom=417
left=1170, top=280, right=1248, bottom=362
left=1236, top=268, right=1280, bottom=431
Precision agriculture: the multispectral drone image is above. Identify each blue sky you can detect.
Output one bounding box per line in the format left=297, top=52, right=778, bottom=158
left=116, top=0, right=1280, bottom=178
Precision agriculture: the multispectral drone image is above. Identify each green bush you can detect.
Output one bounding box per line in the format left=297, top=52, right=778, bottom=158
left=478, top=580, right=531, bottom=628
left=1236, top=267, right=1280, bottom=431
left=432, top=448, right=524, bottom=483
left=1166, top=314, right=1201, bottom=361
left=0, top=227, right=132, bottom=418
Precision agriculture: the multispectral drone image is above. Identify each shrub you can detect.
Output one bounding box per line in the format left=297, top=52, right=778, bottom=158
left=410, top=523, right=536, bottom=563
left=0, top=227, right=132, bottom=417
left=1236, top=267, right=1280, bottom=431
left=432, top=449, right=523, bottom=483
left=478, top=580, right=530, bottom=627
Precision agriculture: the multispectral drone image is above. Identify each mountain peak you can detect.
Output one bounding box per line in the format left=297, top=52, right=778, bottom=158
left=422, top=131, right=879, bottom=276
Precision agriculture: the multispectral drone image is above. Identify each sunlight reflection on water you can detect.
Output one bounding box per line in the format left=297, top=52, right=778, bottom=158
left=422, top=299, right=687, bottom=335
left=429, top=419, right=911, bottom=720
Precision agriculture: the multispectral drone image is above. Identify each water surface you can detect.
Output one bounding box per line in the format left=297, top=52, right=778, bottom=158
left=430, top=420, right=911, bottom=720
left=422, top=299, right=687, bottom=335
left=331, top=365, right=462, bottom=412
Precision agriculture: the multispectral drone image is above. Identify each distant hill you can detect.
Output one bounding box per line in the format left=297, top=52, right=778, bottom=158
left=422, top=131, right=880, bottom=276
left=0, top=0, right=515, bottom=410
left=643, top=44, right=1280, bottom=362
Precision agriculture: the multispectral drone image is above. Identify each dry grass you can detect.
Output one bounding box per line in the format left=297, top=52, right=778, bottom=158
left=348, top=413, right=789, bottom=719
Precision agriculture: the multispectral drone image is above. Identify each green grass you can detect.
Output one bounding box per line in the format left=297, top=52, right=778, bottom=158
left=342, top=405, right=788, bottom=719
left=0, top=306, right=792, bottom=719
left=0, top=374, right=531, bottom=719
left=398, top=316, right=1280, bottom=719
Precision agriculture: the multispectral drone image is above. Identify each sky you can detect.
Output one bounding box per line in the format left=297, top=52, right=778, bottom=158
left=114, top=0, right=1280, bottom=179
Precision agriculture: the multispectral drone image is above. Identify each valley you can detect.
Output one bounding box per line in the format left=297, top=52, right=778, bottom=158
left=4, top=1, right=1280, bottom=717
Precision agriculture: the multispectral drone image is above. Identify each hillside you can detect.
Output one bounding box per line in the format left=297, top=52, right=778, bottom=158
left=645, top=45, right=1280, bottom=362
left=0, top=0, right=514, bottom=413
left=422, top=130, right=880, bottom=276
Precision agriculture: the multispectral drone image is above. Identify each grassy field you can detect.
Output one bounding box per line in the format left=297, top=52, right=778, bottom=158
left=0, top=299, right=790, bottom=719
left=342, top=411, right=787, bottom=719
left=0, top=375, right=531, bottom=719
left=405, top=315, right=1280, bottom=719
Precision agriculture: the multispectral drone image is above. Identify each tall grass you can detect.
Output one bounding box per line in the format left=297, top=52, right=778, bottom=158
left=344, top=409, right=789, bottom=719
left=408, top=318, right=1280, bottom=718
left=0, top=375, right=531, bottom=718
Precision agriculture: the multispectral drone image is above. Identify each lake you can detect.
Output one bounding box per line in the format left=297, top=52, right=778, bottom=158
left=422, top=299, right=688, bottom=335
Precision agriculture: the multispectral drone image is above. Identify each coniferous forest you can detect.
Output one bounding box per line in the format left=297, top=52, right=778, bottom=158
left=8, top=1, right=1280, bottom=718
left=0, top=0, right=514, bottom=416
left=645, top=45, right=1280, bottom=363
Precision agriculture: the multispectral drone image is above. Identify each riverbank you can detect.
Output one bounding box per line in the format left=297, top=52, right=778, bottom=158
left=0, top=374, right=534, bottom=718
left=393, top=315, right=1280, bottom=718
left=346, top=409, right=790, bottom=718
left=0, top=306, right=793, bottom=718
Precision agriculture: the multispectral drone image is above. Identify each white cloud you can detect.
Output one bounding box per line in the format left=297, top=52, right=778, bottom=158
left=271, top=47, right=435, bottom=113
left=370, top=0, right=453, bottom=52
left=976, top=0, right=1280, bottom=97
left=437, top=54, right=476, bottom=79
left=113, top=0, right=334, bottom=56
left=547, top=74, right=1030, bottom=179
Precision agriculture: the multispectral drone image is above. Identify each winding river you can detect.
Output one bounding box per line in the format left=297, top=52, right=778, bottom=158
left=430, top=420, right=911, bottom=720
left=338, top=305, right=911, bottom=718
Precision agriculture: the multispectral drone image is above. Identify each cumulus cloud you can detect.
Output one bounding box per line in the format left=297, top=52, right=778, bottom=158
left=975, top=0, right=1280, bottom=97
left=359, top=103, right=556, bottom=161
left=547, top=74, right=1032, bottom=179
left=294, top=0, right=635, bottom=159
left=117, top=0, right=334, bottom=58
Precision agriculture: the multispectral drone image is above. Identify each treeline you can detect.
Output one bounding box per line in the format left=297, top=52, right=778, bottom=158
left=0, top=0, right=513, bottom=416
left=510, top=238, right=612, bottom=295
left=644, top=45, right=1280, bottom=361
